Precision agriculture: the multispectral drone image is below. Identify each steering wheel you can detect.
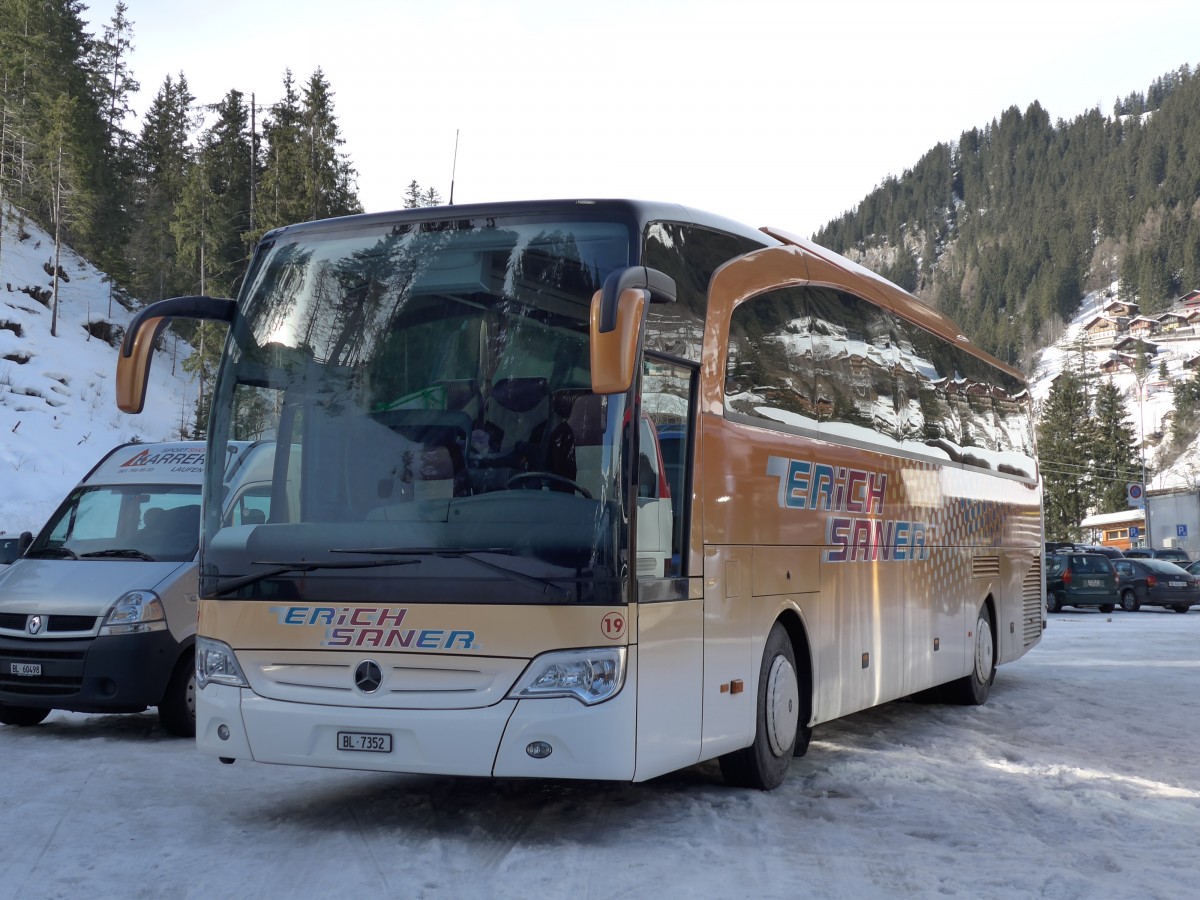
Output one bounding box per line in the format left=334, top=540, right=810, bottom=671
left=506, top=471, right=593, bottom=499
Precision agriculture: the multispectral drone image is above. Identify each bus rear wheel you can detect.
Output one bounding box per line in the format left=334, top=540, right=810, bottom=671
left=944, top=603, right=995, bottom=706
left=719, top=622, right=804, bottom=790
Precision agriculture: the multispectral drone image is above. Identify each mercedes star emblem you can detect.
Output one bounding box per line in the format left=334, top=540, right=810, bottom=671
left=354, top=659, right=383, bottom=694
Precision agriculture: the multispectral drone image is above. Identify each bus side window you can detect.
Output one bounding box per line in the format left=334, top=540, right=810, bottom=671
left=639, top=357, right=695, bottom=579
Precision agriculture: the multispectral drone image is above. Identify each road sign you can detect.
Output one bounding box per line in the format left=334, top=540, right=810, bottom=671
left=1130, top=526, right=1140, bottom=540
left=1126, top=483, right=1145, bottom=508
left=1178, top=524, right=1188, bottom=539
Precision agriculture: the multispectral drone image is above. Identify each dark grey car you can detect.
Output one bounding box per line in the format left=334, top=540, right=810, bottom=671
left=1113, top=558, right=1200, bottom=613
left=1045, top=553, right=1120, bottom=613
left=1122, top=547, right=1191, bottom=564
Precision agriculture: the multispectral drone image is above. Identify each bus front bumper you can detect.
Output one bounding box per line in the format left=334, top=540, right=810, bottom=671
left=197, top=679, right=637, bottom=780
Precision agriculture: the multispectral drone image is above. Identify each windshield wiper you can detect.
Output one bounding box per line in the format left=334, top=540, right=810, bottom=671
left=32, top=546, right=79, bottom=560
left=81, top=548, right=157, bottom=561
left=212, top=557, right=420, bottom=597
left=332, top=547, right=571, bottom=601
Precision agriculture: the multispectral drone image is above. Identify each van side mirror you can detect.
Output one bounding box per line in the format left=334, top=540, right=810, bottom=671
left=117, top=295, right=235, bottom=413
left=589, top=267, right=676, bottom=394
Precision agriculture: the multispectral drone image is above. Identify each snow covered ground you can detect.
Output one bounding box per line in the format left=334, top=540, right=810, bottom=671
left=1, top=609, right=1197, bottom=900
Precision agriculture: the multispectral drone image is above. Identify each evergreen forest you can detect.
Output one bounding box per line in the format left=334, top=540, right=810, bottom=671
left=814, top=64, right=1200, bottom=372
left=0, top=0, right=441, bottom=429
left=0, top=1, right=451, bottom=300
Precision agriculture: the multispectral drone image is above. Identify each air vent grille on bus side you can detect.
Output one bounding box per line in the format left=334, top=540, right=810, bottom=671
left=1022, top=556, right=1043, bottom=646
left=972, top=556, right=1001, bottom=579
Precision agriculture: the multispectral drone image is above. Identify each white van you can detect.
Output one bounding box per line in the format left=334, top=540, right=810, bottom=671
left=0, top=440, right=269, bottom=735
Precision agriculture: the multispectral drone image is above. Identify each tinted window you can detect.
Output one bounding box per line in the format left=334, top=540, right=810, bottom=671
left=724, top=285, right=1036, bottom=480
left=643, top=222, right=766, bottom=361
left=725, top=286, right=814, bottom=428
left=1070, top=554, right=1111, bottom=574
left=807, top=288, right=897, bottom=441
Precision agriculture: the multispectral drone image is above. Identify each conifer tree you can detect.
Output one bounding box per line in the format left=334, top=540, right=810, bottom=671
left=1090, top=379, right=1142, bottom=513
left=402, top=179, right=422, bottom=209
left=300, top=68, right=359, bottom=221
left=38, top=91, right=95, bottom=336
left=84, top=0, right=139, bottom=283
left=171, top=156, right=223, bottom=296
left=1037, top=370, right=1092, bottom=541
left=196, top=89, right=254, bottom=293
left=257, top=70, right=307, bottom=232
left=127, top=73, right=195, bottom=301
left=258, top=69, right=360, bottom=235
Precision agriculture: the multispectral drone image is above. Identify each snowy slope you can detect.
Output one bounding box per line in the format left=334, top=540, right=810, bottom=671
left=1029, top=285, right=1200, bottom=492
left=0, top=203, right=199, bottom=535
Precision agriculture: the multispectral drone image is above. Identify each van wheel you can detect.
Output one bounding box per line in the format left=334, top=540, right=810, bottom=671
left=1046, top=593, right=1063, bottom=613
left=1172, top=604, right=1189, bottom=614
left=1099, top=604, right=1115, bottom=614
left=1120, top=590, right=1140, bottom=612
left=943, top=604, right=996, bottom=706
left=718, top=622, right=802, bottom=790
left=0, top=704, right=50, bottom=726
left=158, top=649, right=196, bottom=737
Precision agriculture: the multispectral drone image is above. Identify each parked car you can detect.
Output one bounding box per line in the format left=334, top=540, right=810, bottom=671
left=1186, top=560, right=1200, bottom=578
left=1112, top=557, right=1200, bottom=613
left=1045, top=542, right=1124, bottom=560
left=1122, top=547, right=1191, bottom=564
left=1076, top=544, right=1125, bottom=560
left=0, top=440, right=274, bottom=734
left=1045, top=552, right=1120, bottom=613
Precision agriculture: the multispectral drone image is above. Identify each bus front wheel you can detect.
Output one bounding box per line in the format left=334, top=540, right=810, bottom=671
left=719, top=622, right=804, bottom=790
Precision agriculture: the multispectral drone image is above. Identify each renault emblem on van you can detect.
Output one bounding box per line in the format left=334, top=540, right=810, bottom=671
left=27, top=615, right=44, bottom=635
left=354, top=660, right=383, bottom=694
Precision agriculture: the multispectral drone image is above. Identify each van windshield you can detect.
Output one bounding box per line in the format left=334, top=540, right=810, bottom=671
left=28, top=485, right=202, bottom=563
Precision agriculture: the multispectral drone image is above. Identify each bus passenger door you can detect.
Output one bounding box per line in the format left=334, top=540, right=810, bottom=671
left=634, top=357, right=705, bottom=782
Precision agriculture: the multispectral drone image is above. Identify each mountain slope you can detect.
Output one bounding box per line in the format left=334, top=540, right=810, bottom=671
left=0, top=203, right=198, bottom=534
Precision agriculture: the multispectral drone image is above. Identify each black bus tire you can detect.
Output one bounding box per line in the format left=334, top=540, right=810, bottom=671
left=718, top=622, right=800, bottom=790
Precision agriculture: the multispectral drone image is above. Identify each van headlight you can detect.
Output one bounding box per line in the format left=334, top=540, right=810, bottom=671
left=196, top=636, right=249, bottom=689
left=99, top=591, right=167, bottom=635
left=508, top=647, right=626, bottom=705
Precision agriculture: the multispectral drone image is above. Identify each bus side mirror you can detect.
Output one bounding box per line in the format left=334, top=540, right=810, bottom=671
left=589, top=267, right=676, bottom=395
left=116, top=296, right=236, bottom=414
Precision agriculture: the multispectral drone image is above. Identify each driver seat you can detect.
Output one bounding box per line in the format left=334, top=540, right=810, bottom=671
left=546, top=390, right=606, bottom=496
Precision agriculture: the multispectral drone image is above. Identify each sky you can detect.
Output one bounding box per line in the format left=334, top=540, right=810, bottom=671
left=2, top=609, right=1198, bottom=898
left=81, top=0, right=1200, bottom=238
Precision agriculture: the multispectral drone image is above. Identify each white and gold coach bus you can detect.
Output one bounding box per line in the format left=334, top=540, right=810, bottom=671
left=116, top=200, right=1043, bottom=789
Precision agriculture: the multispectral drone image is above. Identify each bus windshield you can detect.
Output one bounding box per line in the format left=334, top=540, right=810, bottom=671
left=203, top=216, right=635, bottom=605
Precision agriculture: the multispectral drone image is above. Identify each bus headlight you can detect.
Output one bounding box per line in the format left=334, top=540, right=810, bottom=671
left=196, top=636, right=249, bottom=689
left=99, top=591, right=167, bottom=635
left=508, top=647, right=627, bottom=705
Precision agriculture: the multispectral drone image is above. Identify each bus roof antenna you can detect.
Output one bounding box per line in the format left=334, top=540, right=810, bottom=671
left=449, top=129, right=459, bottom=205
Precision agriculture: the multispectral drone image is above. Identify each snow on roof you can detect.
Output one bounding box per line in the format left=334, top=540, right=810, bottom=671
left=1080, top=509, right=1143, bottom=527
